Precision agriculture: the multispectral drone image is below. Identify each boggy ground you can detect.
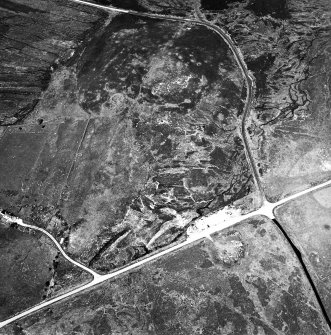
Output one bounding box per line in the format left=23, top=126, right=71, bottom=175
left=1, top=216, right=329, bottom=335
left=0, top=217, right=92, bottom=321
left=0, top=13, right=255, bottom=274
left=0, top=0, right=331, bottom=331
left=209, top=0, right=331, bottom=201
left=63, top=15, right=253, bottom=272
left=201, top=0, right=331, bottom=201
left=275, top=185, right=331, bottom=320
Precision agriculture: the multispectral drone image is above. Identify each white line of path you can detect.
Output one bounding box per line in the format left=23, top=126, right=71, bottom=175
left=1, top=177, right=331, bottom=329
left=272, top=178, right=331, bottom=208
left=188, top=178, right=331, bottom=239
left=0, top=211, right=102, bottom=279
left=1, top=0, right=331, bottom=329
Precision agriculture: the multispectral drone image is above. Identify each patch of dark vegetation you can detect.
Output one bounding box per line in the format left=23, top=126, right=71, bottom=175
left=246, top=53, right=275, bottom=96
left=0, top=0, right=44, bottom=14
left=201, top=0, right=244, bottom=11
left=0, top=22, right=9, bottom=36
left=12, top=323, right=25, bottom=335
left=246, top=0, right=290, bottom=19
left=173, top=26, right=230, bottom=83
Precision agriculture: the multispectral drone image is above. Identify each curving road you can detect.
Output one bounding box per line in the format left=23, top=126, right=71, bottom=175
left=70, top=0, right=265, bottom=202
left=1, top=0, right=331, bottom=329
left=0, top=209, right=102, bottom=279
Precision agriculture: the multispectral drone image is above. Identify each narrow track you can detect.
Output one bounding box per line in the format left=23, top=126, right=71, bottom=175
left=70, top=0, right=265, bottom=201
left=1, top=177, right=331, bottom=328
left=0, top=210, right=102, bottom=279
left=1, top=0, right=331, bottom=329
